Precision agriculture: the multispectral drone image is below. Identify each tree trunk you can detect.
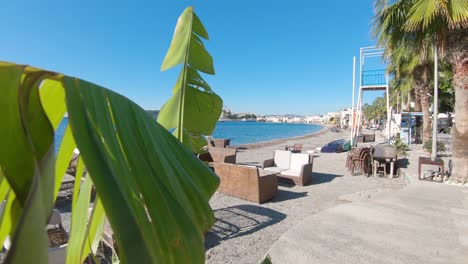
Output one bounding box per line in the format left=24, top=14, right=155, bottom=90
left=413, top=89, right=422, bottom=111
left=419, top=92, right=432, bottom=143
left=406, top=90, right=411, bottom=111
left=446, top=29, right=468, bottom=183
left=413, top=66, right=432, bottom=143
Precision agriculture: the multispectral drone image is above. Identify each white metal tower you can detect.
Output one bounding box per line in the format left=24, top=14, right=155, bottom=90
left=351, top=46, right=389, bottom=146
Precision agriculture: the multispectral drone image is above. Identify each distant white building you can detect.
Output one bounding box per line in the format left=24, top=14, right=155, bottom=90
left=285, top=117, right=303, bottom=123
left=325, top=112, right=340, bottom=124
left=265, top=116, right=282, bottom=123
left=305, top=115, right=323, bottom=124
left=340, top=108, right=352, bottom=128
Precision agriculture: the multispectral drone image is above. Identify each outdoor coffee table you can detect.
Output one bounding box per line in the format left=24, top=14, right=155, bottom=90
left=418, top=157, right=444, bottom=183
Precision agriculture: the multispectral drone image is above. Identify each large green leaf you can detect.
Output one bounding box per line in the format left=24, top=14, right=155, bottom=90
left=0, top=63, right=35, bottom=205
left=62, top=76, right=219, bottom=263
left=66, top=173, right=93, bottom=264
left=84, top=197, right=106, bottom=259
left=0, top=64, right=56, bottom=263
left=1, top=59, right=219, bottom=264
left=158, top=6, right=222, bottom=152
left=161, top=7, right=211, bottom=72
left=0, top=191, right=17, bottom=247
left=158, top=86, right=222, bottom=152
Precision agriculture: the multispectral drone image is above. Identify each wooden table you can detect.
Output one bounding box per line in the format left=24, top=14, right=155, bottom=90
left=418, top=157, right=444, bottom=182
left=373, top=158, right=396, bottom=178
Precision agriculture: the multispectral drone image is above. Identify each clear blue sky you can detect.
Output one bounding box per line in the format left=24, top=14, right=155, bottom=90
left=1, top=0, right=385, bottom=115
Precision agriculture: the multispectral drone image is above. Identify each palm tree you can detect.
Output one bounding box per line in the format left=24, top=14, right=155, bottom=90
left=373, top=0, right=468, bottom=183
left=386, top=44, right=434, bottom=142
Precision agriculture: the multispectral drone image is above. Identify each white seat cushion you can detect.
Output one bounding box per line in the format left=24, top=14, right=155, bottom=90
left=264, top=167, right=284, bottom=173
left=274, top=150, right=291, bottom=170
left=280, top=169, right=301, bottom=177
left=289, top=153, right=309, bottom=172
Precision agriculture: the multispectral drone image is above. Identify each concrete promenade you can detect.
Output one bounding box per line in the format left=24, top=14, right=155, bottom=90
left=266, top=168, right=468, bottom=264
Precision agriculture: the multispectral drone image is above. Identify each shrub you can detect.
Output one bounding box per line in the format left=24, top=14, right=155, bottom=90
left=393, top=138, right=409, bottom=157
left=423, top=139, right=446, bottom=153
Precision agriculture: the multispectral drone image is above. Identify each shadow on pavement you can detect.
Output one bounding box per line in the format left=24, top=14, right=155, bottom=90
left=312, top=172, right=342, bottom=184
left=272, top=189, right=307, bottom=202
left=205, top=205, right=286, bottom=250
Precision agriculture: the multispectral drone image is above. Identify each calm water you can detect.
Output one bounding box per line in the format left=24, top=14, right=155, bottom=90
left=55, top=119, right=322, bottom=151
left=212, top=121, right=322, bottom=145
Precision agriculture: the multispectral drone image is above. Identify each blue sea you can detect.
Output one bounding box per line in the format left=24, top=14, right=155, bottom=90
left=55, top=119, right=322, bottom=151
left=212, top=121, right=321, bottom=145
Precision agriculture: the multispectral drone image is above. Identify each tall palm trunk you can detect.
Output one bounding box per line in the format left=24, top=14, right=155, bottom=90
left=447, top=29, right=468, bottom=183
left=419, top=91, right=432, bottom=142
left=413, top=89, right=422, bottom=111
left=406, top=90, right=412, bottom=111
left=413, top=66, right=432, bottom=143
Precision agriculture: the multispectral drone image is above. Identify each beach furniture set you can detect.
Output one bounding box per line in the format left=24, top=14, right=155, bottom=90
left=210, top=146, right=314, bottom=203
left=346, top=144, right=399, bottom=177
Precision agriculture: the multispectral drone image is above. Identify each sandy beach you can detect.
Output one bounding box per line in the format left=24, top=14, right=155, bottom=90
left=205, top=128, right=406, bottom=264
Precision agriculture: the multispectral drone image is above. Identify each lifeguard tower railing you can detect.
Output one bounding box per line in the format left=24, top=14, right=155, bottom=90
left=351, top=46, right=390, bottom=146
left=362, top=69, right=386, bottom=87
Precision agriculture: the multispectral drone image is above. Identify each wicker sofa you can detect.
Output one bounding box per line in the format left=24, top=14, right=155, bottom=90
left=213, top=163, right=278, bottom=203
left=262, top=150, right=313, bottom=186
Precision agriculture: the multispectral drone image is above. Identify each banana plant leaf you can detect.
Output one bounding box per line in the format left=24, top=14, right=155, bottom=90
left=158, top=6, right=222, bottom=153
left=0, top=61, right=220, bottom=264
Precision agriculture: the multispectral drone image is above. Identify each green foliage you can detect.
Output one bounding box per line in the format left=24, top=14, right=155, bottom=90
left=158, top=7, right=222, bottom=153
left=393, top=138, right=409, bottom=157
left=404, top=0, right=468, bottom=32
left=362, top=96, right=387, bottom=122
left=0, top=65, right=56, bottom=263
left=225, top=113, right=257, bottom=120
left=438, top=61, right=455, bottom=113
left=240, top=113, right=258, bottom=119
left=259, top=255, right=273, bottom=264
left=423, top=139, right=446, bottom=153
left=0, top=59, right=219, bottom=263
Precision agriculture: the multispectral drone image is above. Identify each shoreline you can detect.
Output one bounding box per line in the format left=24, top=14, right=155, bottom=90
left=233, top=126, right=329, bottom=149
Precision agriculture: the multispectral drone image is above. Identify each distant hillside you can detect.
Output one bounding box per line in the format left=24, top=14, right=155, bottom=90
left=146, top=110, right=160, bottom=120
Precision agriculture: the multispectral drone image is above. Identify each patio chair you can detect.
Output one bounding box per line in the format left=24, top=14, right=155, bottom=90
left=278, top=153, right=313, bottom=186
left=346, top=147, right=373, bottom=176
left=213, top=163, right=278, bottom=203
left=263, top=151, right=313, bottom=186
left=291, top=143, right=303, bottom=153
left=213, top=138, right=231, bottom=148
left=262, top=150, right=292, bottom=174
left=209, top=147, right=237, bottom=164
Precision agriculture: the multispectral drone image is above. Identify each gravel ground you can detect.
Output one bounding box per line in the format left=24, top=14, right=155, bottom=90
left=205, top=128, right=406, bottom=264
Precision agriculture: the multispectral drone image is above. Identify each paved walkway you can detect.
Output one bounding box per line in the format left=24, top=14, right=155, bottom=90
left=266, top=177, right=468, bottom=264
